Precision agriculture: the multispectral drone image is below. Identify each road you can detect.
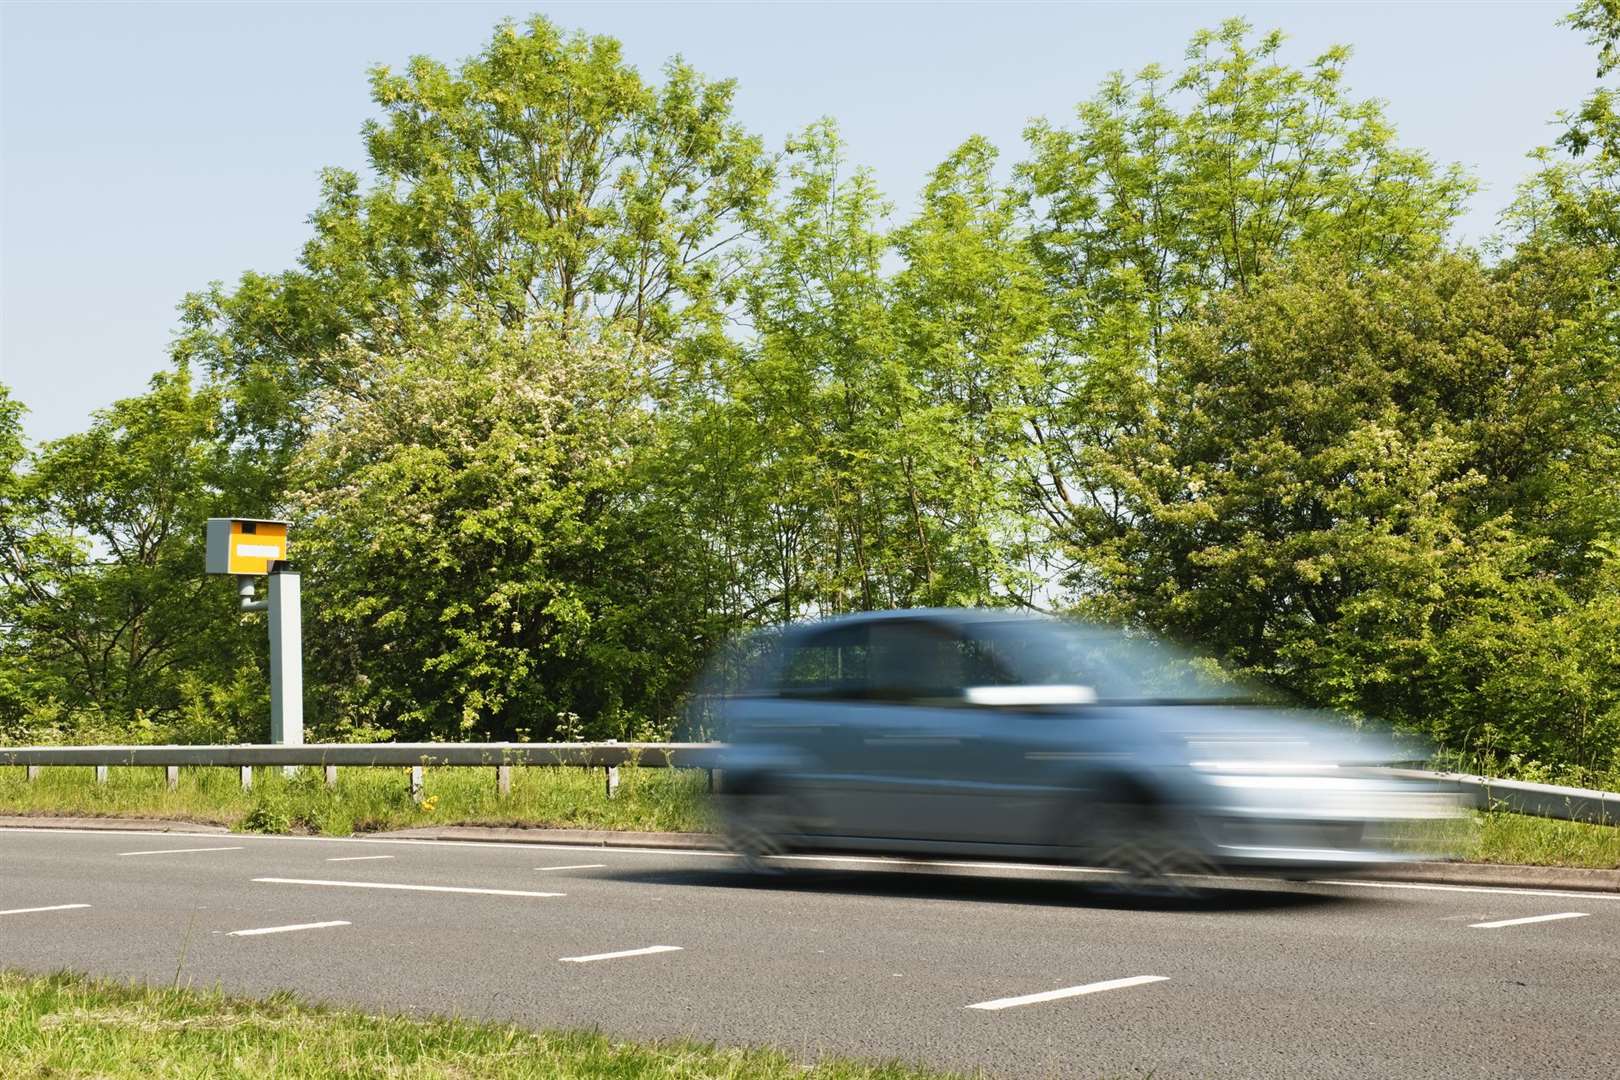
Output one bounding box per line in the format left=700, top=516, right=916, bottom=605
left=3, top=825, right=1616, bottom=1078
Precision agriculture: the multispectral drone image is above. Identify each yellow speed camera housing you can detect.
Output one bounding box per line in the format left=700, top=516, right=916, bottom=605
left=205, top=518, right=289, bottom=575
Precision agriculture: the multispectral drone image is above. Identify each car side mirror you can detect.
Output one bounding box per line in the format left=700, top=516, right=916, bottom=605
left=963, top=684, right=1098, bottom=707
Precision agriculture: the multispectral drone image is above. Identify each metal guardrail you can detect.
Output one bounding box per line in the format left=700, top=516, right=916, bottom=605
left=1381, top=768, right=1620, bottom=826
left=0, top=743, right=1615, bottom=824
left=0, top=742, right=724, bottom=799
left=0, top=742, right=720, bottom=768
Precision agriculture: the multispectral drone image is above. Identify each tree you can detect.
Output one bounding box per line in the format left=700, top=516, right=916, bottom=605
left=0, top=374, right=266, bottom=742
left=1509, top=3, right=1620, bottom=271
left=730, top=121, right=902, bottom=616
left=1067, top=251, right=1620, bottom=769
left=291, top=317, right=722, bottom=741
left=155, top=15, right=780, bottom=740
left=888, top=136, right=1049, bottom=605
left=179, top=15, right=773, bottom=427
left=702, top=122, right=1036, bottom=620
left=172, top=15, right=776, bottom=554
left=1013, top=19, right=1472, bottom=580
left=0, top=385, right=39, bottom=735
left=1560, top=0, right=1620, bottom=156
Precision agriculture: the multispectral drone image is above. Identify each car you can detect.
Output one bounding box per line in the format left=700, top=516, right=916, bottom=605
left=707, top=608, right=1460, bottom=882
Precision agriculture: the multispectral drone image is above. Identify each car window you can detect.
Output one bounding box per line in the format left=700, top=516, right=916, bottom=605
left=960, top=618, right=1262, bottom=703
left=959, top=621, right=1111, bottom=690
left=778, top=624, right=870, bottom=699
left=866, top=620, right=978, bottom=701
left=779, top=620, right=998, bottom=703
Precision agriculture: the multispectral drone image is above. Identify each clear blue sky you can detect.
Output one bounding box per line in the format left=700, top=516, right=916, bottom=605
left=0, top=1, right=1597, bottom=445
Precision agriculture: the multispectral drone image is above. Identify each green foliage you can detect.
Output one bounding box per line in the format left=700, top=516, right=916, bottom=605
left=290, top=318, right=720, bottom=741
left=1014, top=20, right=1472, bottom=575
left=1064, top=252, right=1620, bottom=769
left=0, top=374, right=265, bottom=742
left=8, top=13, right=1620, bottom=779
left=696, top=122, right=1042, bottom=621
left=177, top=14, right=773, bottom=445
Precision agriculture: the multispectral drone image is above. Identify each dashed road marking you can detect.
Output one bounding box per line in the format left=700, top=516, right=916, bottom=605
left=0, top=903, right=91, bottom=917
left=254, top=877, right=563, bottom=898
left=535, top=864, right=607, bottom=871
left=560, top=945, right=683, bottom=963
left=1316, top=879, right=1620, bottom=902
left=1470, top=912, right=1590, bottom=929
left=326, top=855, right=395, bottom=862
left=966, top=975, right=1168, bottom=1011
left=228, top=920, right=352, bottom=937
left=118, top=846, right=244, bottom=857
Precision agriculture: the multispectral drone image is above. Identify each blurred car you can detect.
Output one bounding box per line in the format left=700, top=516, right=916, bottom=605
left=708, top=609, right=1460, bottom=881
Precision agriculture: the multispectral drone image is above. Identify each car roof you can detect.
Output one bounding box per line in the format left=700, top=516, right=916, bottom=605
left=783, top=607, right=1055, bottom=636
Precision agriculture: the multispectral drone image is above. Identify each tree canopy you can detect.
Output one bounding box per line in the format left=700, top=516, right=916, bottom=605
left=5, top=11, right=1619, bottom=777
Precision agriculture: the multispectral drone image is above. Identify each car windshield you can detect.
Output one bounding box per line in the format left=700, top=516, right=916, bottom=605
left=960, top=618, right=1264, bottom=704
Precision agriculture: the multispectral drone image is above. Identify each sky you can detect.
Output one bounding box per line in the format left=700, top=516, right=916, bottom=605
left=0, top=0, right=1600, bottom=445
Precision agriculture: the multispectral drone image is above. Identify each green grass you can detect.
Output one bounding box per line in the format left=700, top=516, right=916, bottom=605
left=0, top=762, right=714, bottom=836
left=1463, top=809, right=1620, bottom=869
left=2, top=970, right=974, bottom=1079
left=2, top=764, right=1617, bottom=869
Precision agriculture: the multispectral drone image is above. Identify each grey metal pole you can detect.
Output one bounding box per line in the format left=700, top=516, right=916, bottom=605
left=268, top=571, right=304, bottom=778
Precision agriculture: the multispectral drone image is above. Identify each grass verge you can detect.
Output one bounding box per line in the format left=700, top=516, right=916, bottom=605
left=2, top=969, right=971, bottom=1079
left=1, top=764, right=1616, bottom=869
left=0, top=762, right=713, bottom=835
left=1461, top=809, right=1620, bottom=869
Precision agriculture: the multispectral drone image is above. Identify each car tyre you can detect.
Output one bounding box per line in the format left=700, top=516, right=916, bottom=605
left=719, top=784, right=797, bottom=876
left=1084, top=784, right=1219, bottom=895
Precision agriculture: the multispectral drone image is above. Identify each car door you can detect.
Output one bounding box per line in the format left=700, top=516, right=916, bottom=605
left=808, top=617, right=1070, bottom=844
left=765, top=622, right=883, bottom=839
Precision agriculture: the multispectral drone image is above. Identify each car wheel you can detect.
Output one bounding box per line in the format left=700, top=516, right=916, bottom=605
left=719, top=786, right=797, bottom=875
left=1084, top=785, right=1219, bottom=893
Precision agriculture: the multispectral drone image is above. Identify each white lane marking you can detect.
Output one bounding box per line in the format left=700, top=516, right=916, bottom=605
left=560, top=945, right=683, bottom=963
left=1315, top=879, right=1620, bottom=902
left=0, top=903, right=91, bottom=917
left=118, top=846, right=245, bottom=857
left=1470, top=911, right=1590, bottom=929
left=228, top=920, right=352, bottom=937
left=326, top=855, right=395, bottom=862
left=535, top=863, right=607, bottom=871
left=967, top=975, right=1169, bottom=1011
left=254, top=877, right=563, bottom=898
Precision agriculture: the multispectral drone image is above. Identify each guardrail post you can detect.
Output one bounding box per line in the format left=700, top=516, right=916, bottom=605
left=605, top=765, right=619, bottom=799
left=497, top=764, right=511, bottom=797
left=94, top=765, right=108, bottom=785
left=708, top=768, right=721, bottom=794
left=410, top=765, right=424, bottom=803
left=240, top=765, right=253, bottom=791
left=166, top=766, right=179, bottom=791
left=324, top=765, right=337, bottom=789
left=26, top=765, right=40, bottom=783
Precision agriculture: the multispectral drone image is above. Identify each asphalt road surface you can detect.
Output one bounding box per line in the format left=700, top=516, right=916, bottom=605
left=3, top=825, right=1617, bottom=1078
